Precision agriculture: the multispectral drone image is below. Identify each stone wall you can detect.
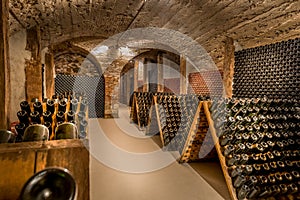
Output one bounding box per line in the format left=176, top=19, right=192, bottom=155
left=9, top=29, right=31, bottom=123
left=54, top=53, right=99, bottom=77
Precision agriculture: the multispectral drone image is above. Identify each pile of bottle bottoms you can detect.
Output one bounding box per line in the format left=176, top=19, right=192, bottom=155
left=11, top=91, right=89, bottom=143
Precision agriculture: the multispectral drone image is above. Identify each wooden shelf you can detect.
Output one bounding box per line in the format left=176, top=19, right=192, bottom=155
left=203, top=101, right=238, bottom=200
left=0, top=139, right=89, bottom=200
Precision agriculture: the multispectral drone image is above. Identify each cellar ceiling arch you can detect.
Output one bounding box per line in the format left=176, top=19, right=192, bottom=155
left=8, top=0, right=300, bottom=69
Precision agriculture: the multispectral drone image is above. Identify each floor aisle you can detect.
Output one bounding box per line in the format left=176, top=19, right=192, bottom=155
left=88, top=105, right=230, bottom=200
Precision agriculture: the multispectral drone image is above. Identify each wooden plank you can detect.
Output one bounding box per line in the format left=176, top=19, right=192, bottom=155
left=0, top=150, right=36, bottom=200
left=223, top=37, right=235, bottom=98
left=42, top=146, right=90, bottom=200
left=179, top=101, right=202, bottom=163
left=145, top=95, right=155, bottom=135
left=153, top=96, right=165, bottom=145
left=0, top=139, right=89, bottom=200
left=180, top=55, right=187, bottom=94
left=203, top=101, right=238, bottom=200
left=0, top=0, right=10, bottom=129
left=35, top=149, right=48, bottom=173
left=0, top=141, right=44, bottom=152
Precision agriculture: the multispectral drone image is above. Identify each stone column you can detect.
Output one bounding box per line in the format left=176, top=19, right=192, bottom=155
left=223, top=37, right=235, bottom=98
left=180, top=55, right=187, bottom=94
left=157, top=53, right=164, bottom=92
left=44, top=52, right=55, bottom=99
left=25, top=26, right=42, bottom=102
left=143, top=58, right=148, bottom=92
left=133, top=60, right=139, bottom=92
left=0, top=0, right=10, bottom=129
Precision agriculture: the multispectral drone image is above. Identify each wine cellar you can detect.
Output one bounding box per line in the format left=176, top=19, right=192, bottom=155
left=0, top=0, right=299, bottom=200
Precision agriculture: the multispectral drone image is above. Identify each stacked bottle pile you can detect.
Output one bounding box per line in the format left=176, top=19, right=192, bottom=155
left=15, top=91, right=89, bottom=142
left=137, top=92, right=153, bottom=127
left=131, top=92, right=217, bottom=162
left=183, top=105, right=216, bottom=162
left=130, top=92, right=154, bottom=128
left=146, top=92, right=165, bottom=136
left=233, top=38, right=299, bottom=100
left=156, top=94, right=186, bottom=147
left=188, top=70, right=224, bottom=97
left=210, top=97, right=300, bottom=199
left=162, top=94, right=200, bottom=152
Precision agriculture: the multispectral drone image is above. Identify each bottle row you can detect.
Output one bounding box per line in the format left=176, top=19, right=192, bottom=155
left=210, top=97, right=299, bottom=199
left=234, top=38, right=298, bottom=55
left=14, top=92, right=89, bottom=143
left=233, top=38, right=298, bottom=101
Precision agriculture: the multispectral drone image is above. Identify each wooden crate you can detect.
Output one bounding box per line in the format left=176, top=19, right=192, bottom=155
left=0, top=139, right=89, bottom=200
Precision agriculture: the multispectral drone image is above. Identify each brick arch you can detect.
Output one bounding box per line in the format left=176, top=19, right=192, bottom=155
left=53, top=42, right=102, bottom=76
left=52, top=42, right=105, bottom=118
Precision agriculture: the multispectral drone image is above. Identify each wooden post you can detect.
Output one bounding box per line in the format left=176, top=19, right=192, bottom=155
left=223, top=37, right=235, bottom=98
left=180, top=55, right=187, bottom=94
left=45, top=53, right=55, bottom=99
left=143, top=58, right=148, bottom=92
left=25, top=26, right=43, bottom=102
left=157, top=53, right=164, bottom=92
left=0, top=0, right=10, bottom=129
left=133, top=60, right=139, bottom=92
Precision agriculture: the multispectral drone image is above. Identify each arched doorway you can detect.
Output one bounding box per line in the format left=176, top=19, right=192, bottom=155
left=53, top=43, right=105, bottom=118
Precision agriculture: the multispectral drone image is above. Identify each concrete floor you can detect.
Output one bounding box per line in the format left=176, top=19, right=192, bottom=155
left=88, top=105, right=230, bottom=200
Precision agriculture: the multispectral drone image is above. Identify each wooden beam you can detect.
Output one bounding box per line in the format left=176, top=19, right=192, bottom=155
left=0, top=0, right=10, bottom=129
left=157, top=53, right=164, bottom=92
left=45, top=53, right=55, bottom=99
left=133, top=60, right=139, bottom=92
left=223, top=37, right=235, bottom=98
left=180, top=55, right=187, bottom=94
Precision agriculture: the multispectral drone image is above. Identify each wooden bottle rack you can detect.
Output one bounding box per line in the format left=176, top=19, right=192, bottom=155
left=129, top=92, right=153, bottom=130
left=203, top=101, right=238, bottom=200
left=132, top=92, right=218, bottom=163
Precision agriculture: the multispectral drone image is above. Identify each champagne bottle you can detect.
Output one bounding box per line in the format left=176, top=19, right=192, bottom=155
left=30, top=111, right=41, bottom=124
left=79, top=99, right=88, bottom=112
left=15, top=123, right=26, bottom=142
left=70, top=98, right=78, bottom=112
left=33, top=101, right=43, bottom=116
left=58, top=100, right=67, bottom=113
left=233, top=174, right=246, bottom=188
left=247, top=185, right=260, bottom=199
left=237, top=184, right=250, bottom=199
left=67, top=111, right=75, bottom=122
left=56, top=111, right=65, bottom=123
left=44, top=121, right=52, bottom=136
left=17, top=110, right=30, bottom=125
left=43, top=111, right=52, bottom=123
left=46, top=100, right=55, bottom=114
left=20, top=101, right=31, bottom=114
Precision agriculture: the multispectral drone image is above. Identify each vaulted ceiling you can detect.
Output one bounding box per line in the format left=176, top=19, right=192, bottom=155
left=8, top=0, right=300, bottom=68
